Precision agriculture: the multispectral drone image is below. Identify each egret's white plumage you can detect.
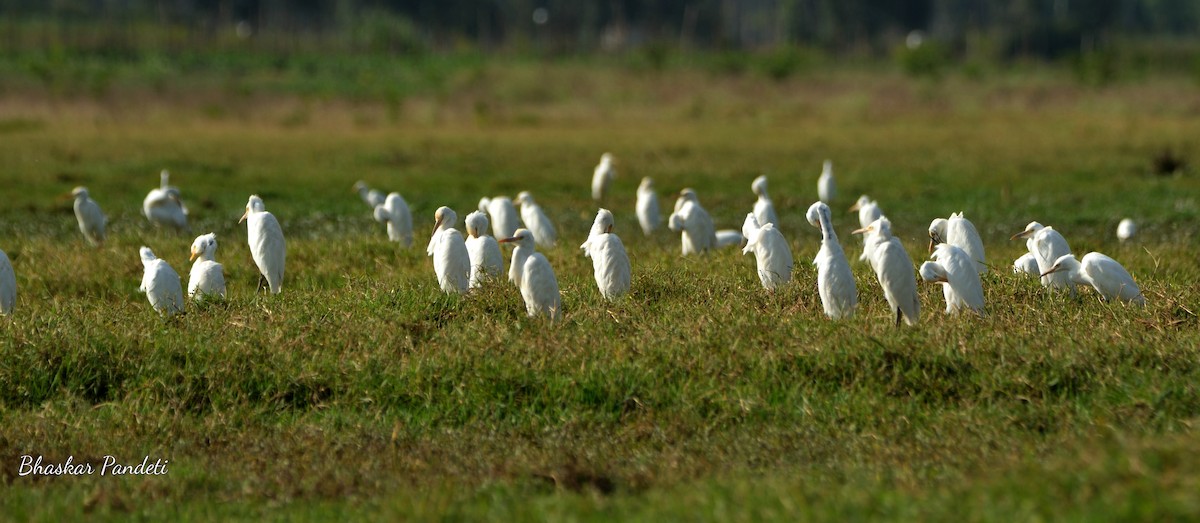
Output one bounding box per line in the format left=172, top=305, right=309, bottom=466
left=929, top=212, right=987, bottom=273
left=240, top=195, right=285, bottom=294
left=188, top=233, right=226, bottom=301
left=668, top=189, right=717, bottom=256
left=635, top=177, right=660, bottom=236
left=373, top=192, right=413, bottom=247
left=70, top=186, right=106, bottom=247
left=500, top=228, right=537, bottom=288
left=581, top=209, right=632, bottom=301
left=751, top=175, right=779, bottom=228
left=354, top=180, right=385, bottom=208
left=715, top=230, right=745, bottom=248
left=741, top=213, right=793, bottom=291
left=143, top=170, right=189, bottom=232
left=478, top=196, right=521, bottom=240
left=818, top=160, right=836, bottom=203
left=920, top=243, right=985, bottom=315
left=1117, top=218, right=1136, bottom=242
left=1013, top=253, right=1040, bottom=276
left=1012, top=222, right=1073, bottom=293
left=521, top=253, right=562, bottom=321
left=806, top=202, right=857, bottom=319
left=515, top=191, right=557, bottom=247
left=464, top=211, right=503, bottom=289
left=0, top=248, right=14, bottom=315
left=426, top=206, right=457, bottom=256
left=850, top=195, right=884, bottom=264
left=138, top=246, right=184, bottom=316
left=855, top=218, right=919, bottom=326
left=592, top=153, right=616, bottom=202
left=429, top=207, right=470, bottom=294
left=1043, top=253, right=1145, bottom=305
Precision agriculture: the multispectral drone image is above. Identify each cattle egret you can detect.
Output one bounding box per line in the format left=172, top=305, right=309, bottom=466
left=240, top=195, right=286, bottom=294
left=138, top=246, right=184, bottom=316
left=500, top=228, right=537, bottom=288
left=920, top=244, right=985, bottom=315
left=143, top=170, right=189, bottom=232
left=0, top=248, right=14, bottom=315
left=429, top=207, right=470, bottom=294
left=592, top=153, right=616, bottom=202
left=478, top=196, right=521, bottom=240
left=69, top=186, right=106, bottom=247
left=818, top=160, right=836, bottom=203
left=849, top=195, right=884, bottom=264
left=741, top=213, right=793, bottom=291
left=515, top=191, right=557, bottom=247
left=581, top=209, right=631, bottom=300
left=426, top=206, right=457, bottom=256
left=1013, top=253, right=1040, bottom=276
left=1117, top=218, right=1136, bottom=242
left=635, top=177, right=660, bottom=236
left=806, top=202, right=857, bottom=319
left=464, top=211, right=503, bottom=289
left=521, top=253, right=562, bottom=321
left=1042, top=253, right=1144, bottom=305
left=929, top=212, right=987, bottom=273
left=1012, top=222, right=1073, bottom=294
left=354, top=181, right=385, bottom=208
left=668, top=190, right=716, bottom=255
left=751, top=175, right=780, bottom=228
left=854, top=218, right=920, bottom=326
left=373, top=192, right=413, bottom=247
left=187, top=233, right=226, bottom=301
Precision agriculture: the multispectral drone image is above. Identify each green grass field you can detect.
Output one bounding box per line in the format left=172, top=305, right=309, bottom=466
left=1, top=61, right=1199, bottom=521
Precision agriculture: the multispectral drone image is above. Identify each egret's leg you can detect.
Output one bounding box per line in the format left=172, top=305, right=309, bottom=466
left=895, top=308, right=902, bottom=327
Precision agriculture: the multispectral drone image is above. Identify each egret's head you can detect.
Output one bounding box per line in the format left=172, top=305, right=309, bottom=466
left=353, top=180, right=368, bottom=194
left=594, top=208, right=615, bottom=234
left=499, top=228, right=534, bottom=248
left=678, top=188, right=697, bottom=202
left=477, top=197, right=491, bottom=212
left=639, top=177, right=654, bottom=191
left=849, top=195, right=870, bottom=212
left=139, top=246, right=157, bottom=264
left=919, top=261, right=948, bottom=283
left=515, top=191, right=533, bottom=206
left=464, top=211, right=489, bottom=238
left=751, top=175, right=768, bottom=197
left=805, top=201, right=828, bottom=228
left=667, top=211, right=684, bottom=232
left=190, top=233, right=217, bottom=262
left=600, top=152, right=614, bottom=163
left=70, top=186, right=89, bottom=199
left=433, top=206, right=457, bottom=232
left=240, top=195, right=265, bottom=223
left=853, top=217, right=891, bottom=238
left=1040, top=254, right=1080, bottom=278
left=821, top=159, right=833, bottom=176
left=928, top=218, right=948, bottom=252
left=1011, top=221, right=1044, bottom=240
left=159, top=169, right=171, bottom=187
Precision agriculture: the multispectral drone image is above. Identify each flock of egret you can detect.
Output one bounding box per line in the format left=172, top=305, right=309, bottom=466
left=0, top=154, right=1147, bottom=322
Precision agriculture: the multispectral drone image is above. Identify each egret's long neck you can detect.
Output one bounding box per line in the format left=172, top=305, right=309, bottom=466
left=818, top=210, right=837, bottom=243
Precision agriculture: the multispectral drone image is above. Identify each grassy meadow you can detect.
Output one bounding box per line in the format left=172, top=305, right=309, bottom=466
left=1, top=58, right=1199, bottom=520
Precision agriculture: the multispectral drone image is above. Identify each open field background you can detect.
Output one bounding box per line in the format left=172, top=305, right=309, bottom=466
left=1, top=59, right=1199, bottom=520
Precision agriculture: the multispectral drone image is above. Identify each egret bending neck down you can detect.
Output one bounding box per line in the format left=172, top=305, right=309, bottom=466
left=1041, top=253, right=1145, bottom=305
left=806, top=201, right=857, bottom=319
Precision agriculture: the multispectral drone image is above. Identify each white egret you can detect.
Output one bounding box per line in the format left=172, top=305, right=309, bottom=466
left=69, top=186, right=106, bottom=247
left=818, top=160, right=836, bottom=203
left=592, top=153, right=616, bottom=202
left=478, top=196, right=521, bottom=240
left=138, top=246, right=184, bottom=316
left=373, top=192, right=413, bottom=247
left=353, top=180, right=385, bottom=208
left=853, top=218, right=920, bottom=326
left=1117, top=218, right=1136, bottom=242
left=580, top=209, right=631, bottom=301
left=1013, top=253, right=1040, bottom=276
left=1042, top=253, right=1144, bottom=305
left=635, top=177, right=660, bottom=236
left=667, top=190, right=716, bottom=255
left=143, top=170, right=189, bottom=232
left=806, top=202, right=857, bottom=319
left=188, top=233, right=226, bottom=301
left=849, top=195, right=884, bottom=264
left=499, top=228, right=537, bottom=288
left=751, top=175, right=780, bottom=228
left=464, top=211, right=503, bottom=289
left=1011, top=222, right=1073, bottom=293
left=928, top=212, right=987, bottom=273
left=521, top=253, right=562, bottom=321
left=0, top=248, right=14, bottom=315
left=715, top=230, right=745, bottom=248
left=741, top=213, right=793, bottom=291
left=515, top=191, right=557, bottom=247
left=920, top=243, right=985, bottom=315
left=240, top=195, right=286, bottom=294
left=430, top=207, right=470, bottom=294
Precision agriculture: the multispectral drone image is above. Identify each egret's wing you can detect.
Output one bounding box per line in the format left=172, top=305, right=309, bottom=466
left=876, top=240, right=919, bottom=324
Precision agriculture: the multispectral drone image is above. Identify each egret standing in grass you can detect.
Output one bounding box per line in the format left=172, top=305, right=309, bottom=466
left=854, top=218, right=919, bottom=326
left=353, top=180, right=385, bottom=209
left=430, top=206, right=470, bottom=294
left=464, top=211, right=503, bottom=289
left=478, top=196, right=521, bottom=240
left=138, top=246, right=184, bottom=316
left=668, top=189, right=717, bottom=256
left=751, top=175, right=779, bottom=229
left=592, top=153, right=616, bottom=202
left=806, top=202, right=857, bottom=319
left=849, top=195, right=884, bottom=264
left=929, top=212, right=987, bottom=273
left=1117, top=218, right=1136, bottom=242
left=1042, top=253, right=1144, bottom=305
left=188, top=233, right=226, bottom=301
left=920, top=243, right=985, bottom=316
left=143, top=170, right=189, bottom=232
left=1013, top=253, right=1040, bottom=276
left=515, top=191, right=557, bottom=247
left=240, top=195, right=285, bottom=294
left=69, top=186, right=106, bottom=247
left=635, top=177, right=660, bottom=236
left=741, top=213, right=793, bottom=291
left=499, top=228, right=538, bottom=288
left=1012, top=221, right=1073, bottom=293
left=373, top=192, right=413, bottom=247
left=0, top=247, right=14, bottom=315
left=521, top=253, right=562, bottom=321
left=581, top=209, right=631, bottom=301
left=818, top=160, right=836, bottom=203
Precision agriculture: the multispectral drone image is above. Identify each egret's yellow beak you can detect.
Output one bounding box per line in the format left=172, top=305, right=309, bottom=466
left=606, top=225, right=614, bottom=234
left=851, top=227, right=869, bottom=235
left=499, top=236, right=520, bottom=244
left=1011, top=230, right=1032, bottom=240
left=189, top=249, right=198, bottom=262
left=849, top=201, right=862, bottom=212
left=432, top=217, right=443, bottom=236
left=1040, top=267, right=1060, bottom=278
left=239, top=209, right=249, bottom=224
